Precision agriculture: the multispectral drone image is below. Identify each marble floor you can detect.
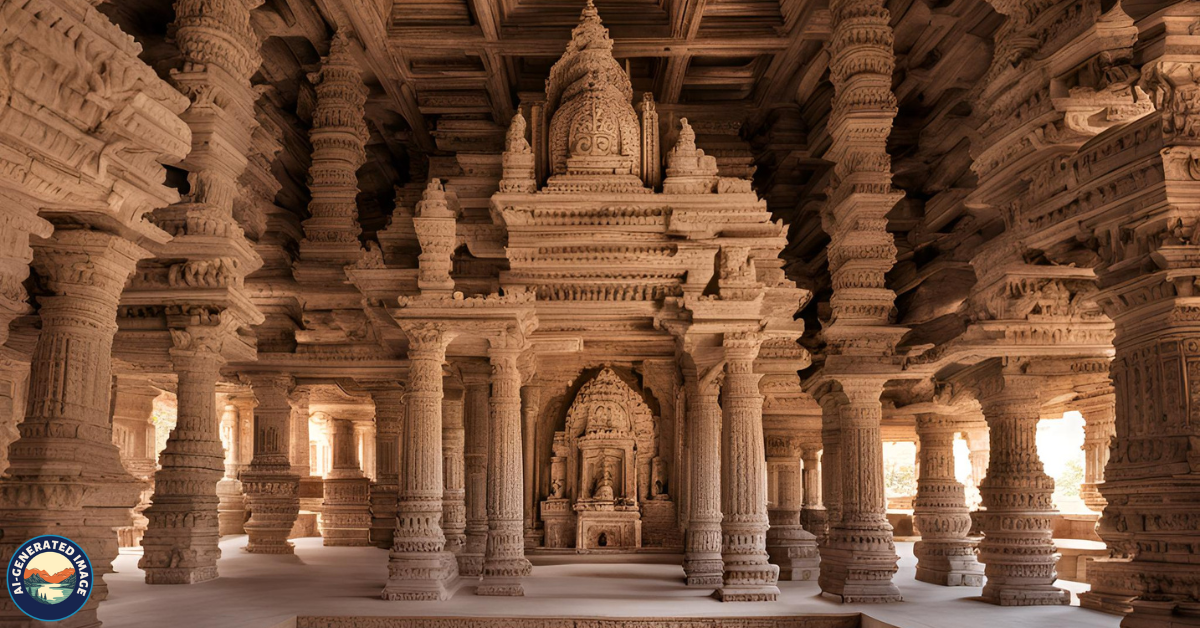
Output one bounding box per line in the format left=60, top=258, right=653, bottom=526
left=101, top=537, right=1119, bottom=628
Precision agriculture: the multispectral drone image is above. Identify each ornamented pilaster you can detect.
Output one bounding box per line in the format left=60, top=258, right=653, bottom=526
left=241, top=375, right=300, bottom=554
left=1078, top=396, right=1115, bottom=513
left=296, top=29, right=368, bottom=268
left=799, top=443, right=827, bottom=545
left=974, top=368, right=1067, bottom=606
left=478, top=341, right=532, bottom=596
left=818, top=379, right=901, bottom=603
left=365, top=382, right=405, bottom=548
left=322, top=417, right=371, bottom=546
left=461, top=369, right=490, bottom=576
left=765, top=435, right=820, bottom=581
left=442, top=391, right=467, bottom=556
left=140, top=323, right=231, bottom=584
left=382, top=323, right=459, bottom=600
left=716, top=333, right=779, bottom=602
left=913, top=414, right=982, bottom=586
left=0, top=231, right=148, bottom=627
left=112, top=376, right=161, bottom=547
left=682, top=369, right=723, bottom=587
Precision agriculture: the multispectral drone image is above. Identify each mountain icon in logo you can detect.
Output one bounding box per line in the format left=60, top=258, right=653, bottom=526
left=6, top=535, right=92, bottom=620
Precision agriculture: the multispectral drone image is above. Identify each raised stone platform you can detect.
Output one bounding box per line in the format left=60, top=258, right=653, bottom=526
left=296, top=619, right=859, bottom=628
left=102, top=537, right=1118, bottom=628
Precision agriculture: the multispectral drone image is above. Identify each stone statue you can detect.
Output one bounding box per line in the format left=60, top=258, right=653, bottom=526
left=594, top=462, right=615, bottom=501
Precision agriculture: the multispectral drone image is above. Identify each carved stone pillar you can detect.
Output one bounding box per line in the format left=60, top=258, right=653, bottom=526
left=1078, top=396, right=1115, bottom=513
left=765, top=435, right=819, bottom=581
left=799, top=443, right=827, bottom=545
left=521, top=384, right=543, bottom=548
left=112, top=376, right=160, bottom=547
left=818, top=379, right=901, bottom=603
left=478, top=342, right=532, bottom=596
left=716, top=334, right=779, bottom=602
left=356, top=421, right=376, bottom=481
left=461, top=369, right=490, bottom=576
left=216, top=397, right=248, bottom=536
left=322, top=418, right=371, bottom=546
left=442, top=390, right=467, bottom=555
left=974, top=369, right=1067, bottom=606
left=296, top=29, right=368, bottom=268
left=965, top=428, right=989, bottom=497
left=913, top=414, right=982, bottom=586
left=289, top=390, right=311, bottom=478
left=682, top=369, right=723, bottom=587
left=818, top=396, right=842, bottom=542
left=0, top=231, right=147, bottom=627
left=366, top=382, right=404, bottom=548
left=140, top=326, right=228, bottom=584
left=382, top=324, right=459, bottom=600
left=241, top=375, right=300, bottom=554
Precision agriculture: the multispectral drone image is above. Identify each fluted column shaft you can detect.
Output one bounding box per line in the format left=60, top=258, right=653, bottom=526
left=683, top=372, right=723, bottom=586
left=479, top=346, right=532, bottom=596
left=323, top=418, right=371, bottom=546
left=240, top=376, right=300, bottom=554
left=818, top=379, right=901, bottom=603
left=442, top=393, right=467, bottom=555
left=141, top=334, right=226, bottom=584
left=382, top=325, right=459, bottom=600
left=368, top=383, right=404, bottom=548
left=716, top=337, right=779, bottom=601
left=976, top=373, right=1067, bottom=606
left=0, top=231, right=146, bottom=627
left=913, top=414, right=982, bottom=586
left=461, top=372, right=490, bottom=576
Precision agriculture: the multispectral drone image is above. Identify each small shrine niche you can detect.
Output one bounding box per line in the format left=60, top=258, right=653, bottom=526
left=541, top=368, right=670, bottom=551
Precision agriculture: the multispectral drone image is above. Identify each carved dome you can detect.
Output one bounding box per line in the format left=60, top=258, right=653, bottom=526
left=545, top=1, right=641, bottom=179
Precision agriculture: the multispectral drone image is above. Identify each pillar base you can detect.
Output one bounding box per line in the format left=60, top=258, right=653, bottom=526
left=1079, top=557, right=1136, bottom=616
left=476, top=577, right=525, bottom=596
left=817, top=528, right=902, bottom=603
left=479, top=556, right=532, bottom=596
left=460, top=528, right=487, bottom=576
left=766, top=524, right=820, bottom=581
left=143, top=565, right=220, bottom=586
left=370, top=482, right=398, bottom=549
left=980, top=584, right=1070, bottom=606
left=242, top=469, right=300, bottom=555
left=216, top=477, right=247, bottom=535
left=913, top=539, right=984, bottom=587
left=684, top=524, right=724, bottom=586
left=381, top=550, right=460, bottom=601
left=714, top=561, right=780, bottom=602
left=683, top=558, right=724, bottom=587
left=322, top=476, right=371, bottom=547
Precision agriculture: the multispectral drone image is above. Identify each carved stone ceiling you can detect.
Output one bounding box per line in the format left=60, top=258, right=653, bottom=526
left=103, top=0, right=1003, bottom=363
